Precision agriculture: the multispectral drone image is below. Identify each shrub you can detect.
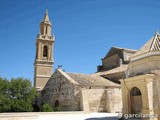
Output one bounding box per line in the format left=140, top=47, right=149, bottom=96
left=54, top=105, right=62, bottom=111
left=40, top=104, right=53, bottom=112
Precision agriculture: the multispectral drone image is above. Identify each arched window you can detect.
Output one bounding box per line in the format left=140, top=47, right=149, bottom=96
left=43, top=45, right=48, bottom=57
left=130, top=87, right=142, bottom=114
left=130, top=87, right=141, bottom=96
left=46, top=26, right=48, bottom=34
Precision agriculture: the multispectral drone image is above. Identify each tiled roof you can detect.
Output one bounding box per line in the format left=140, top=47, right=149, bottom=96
left=131, top=33, right=160, bottom=58
left=66, top=72, right=119, bottom=87
left=104, top=46, right=136, bottom=59
left=94, top=64, right=128, bottom=76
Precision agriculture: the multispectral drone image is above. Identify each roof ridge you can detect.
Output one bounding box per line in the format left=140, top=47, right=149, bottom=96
left=112, top=46, right=137, bottom=51
left=57, top=69, right=79, bottom=85
left=66, top=72, right=90, bottom=75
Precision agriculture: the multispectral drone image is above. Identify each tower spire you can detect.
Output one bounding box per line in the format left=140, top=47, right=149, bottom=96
left=44, top=9, right=49, bottom=21
left=40, top=9, right=52, bottom=36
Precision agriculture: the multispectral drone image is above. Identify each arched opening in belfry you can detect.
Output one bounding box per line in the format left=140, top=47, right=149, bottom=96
left=130, top=87, right=142, bottom=114
left=43, top=45, right=48, bottom=57
left=46, top=26, right=48, bottom=35
left=54, top=100, right=59, bottom=108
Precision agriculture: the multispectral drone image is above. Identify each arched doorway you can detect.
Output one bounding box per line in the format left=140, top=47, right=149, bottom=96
left=130, top=87, right=142, bottom=114
left=54, top=100, right=59, bottom=108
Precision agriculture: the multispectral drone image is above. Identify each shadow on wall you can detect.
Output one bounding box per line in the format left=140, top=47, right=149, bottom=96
left=98, top=91, right=106, bottom=112
left=88, top=90, right=106, bottom=112
left=85, top=116, right=118, bottom=120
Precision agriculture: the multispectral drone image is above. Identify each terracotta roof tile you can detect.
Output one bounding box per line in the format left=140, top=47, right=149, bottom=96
left=66, top=72, right=119, bottom=87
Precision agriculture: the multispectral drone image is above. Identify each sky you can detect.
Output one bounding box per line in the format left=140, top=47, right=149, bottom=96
left=0, top=0, right=160, bottom=84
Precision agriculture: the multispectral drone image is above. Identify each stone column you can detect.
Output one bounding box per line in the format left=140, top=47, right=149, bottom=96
left=147, top=80, right=153, bottom=113
left=141, top=78, right=155, bottom=120
left=121, top=79, right=130, bottom=114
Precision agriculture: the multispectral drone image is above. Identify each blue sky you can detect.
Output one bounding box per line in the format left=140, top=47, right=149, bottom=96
left=0, top=0, right=160, bottom=84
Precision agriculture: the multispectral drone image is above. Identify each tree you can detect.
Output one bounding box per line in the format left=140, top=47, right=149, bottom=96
left=0, top=78, right=11, bottom=112
left=0, top=77, right=37, bottom=112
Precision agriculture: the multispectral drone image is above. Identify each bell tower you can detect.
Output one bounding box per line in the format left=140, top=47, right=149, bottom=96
left=34, top=10, right=55, bottom=90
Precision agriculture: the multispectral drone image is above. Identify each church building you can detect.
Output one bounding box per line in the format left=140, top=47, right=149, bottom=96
left=34, top=11, right=160, bottom=119
left=34, top=10, right=122, bottom=113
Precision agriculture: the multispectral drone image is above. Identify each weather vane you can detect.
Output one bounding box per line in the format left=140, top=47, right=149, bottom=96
left=57, top=65, right=62, bottom=69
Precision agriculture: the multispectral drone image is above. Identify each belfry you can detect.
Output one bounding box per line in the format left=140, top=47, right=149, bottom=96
left=34, top=10, right=55, bottom=90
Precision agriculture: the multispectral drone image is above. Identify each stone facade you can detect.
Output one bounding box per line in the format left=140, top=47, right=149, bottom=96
left=81, top=88, right=122, bottom=113
left=41, top=69, right=122, bottom=113
left=97, top=47, right=136, bottom=72
left=96, top=47, right=136, bottom=83
left=121, top=33, right=160, bottom=120
left=42, top=69, right=78, bottom=111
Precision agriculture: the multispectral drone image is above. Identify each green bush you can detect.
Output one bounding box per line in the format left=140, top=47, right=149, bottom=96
left=54, top=105, right=62, bottom=111
left=40, top=104, right=53, bottom=112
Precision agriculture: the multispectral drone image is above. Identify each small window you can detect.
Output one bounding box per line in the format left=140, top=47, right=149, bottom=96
left=43, top=45, right=48, bottom=57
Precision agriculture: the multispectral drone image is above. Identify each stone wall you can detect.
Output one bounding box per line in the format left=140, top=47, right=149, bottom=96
left=106, top=88, right=122, bottom=113
left=121, top=74, right=157, bottom=115
left=129, top=56, right=160, bottom=77
left=102, top=54, right=120, bottom=70
left=80, top=88, right=122, bottom=113
left=80, top=89, right=106, bottom=112
left=152, top=75, right=160, bottom=115
left=97, top=48, right=136, bottom=72
left=73, top=85, right=81, bottom=110
left=88, top=89, right=106, bottom=112
left=42, top=70, right=76, bottom=111
left=35, top=77, right=50, bottom=90
left=42, top=69, right=122, bottom=113
left=123, top=51, right=134, bottom=63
